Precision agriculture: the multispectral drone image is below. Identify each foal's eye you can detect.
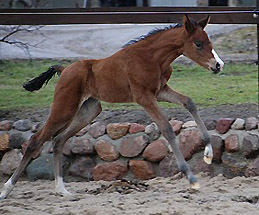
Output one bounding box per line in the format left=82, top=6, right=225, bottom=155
left=194, top=40, right=203, bottom=49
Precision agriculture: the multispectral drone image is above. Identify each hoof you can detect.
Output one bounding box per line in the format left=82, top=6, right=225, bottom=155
left=56, top=189, right=72, bottom=197
left=190, top=182, right=200, bottom=190
left=204, top=145, right=213, bottom=165
left=204, top=156, right=212, bottom=164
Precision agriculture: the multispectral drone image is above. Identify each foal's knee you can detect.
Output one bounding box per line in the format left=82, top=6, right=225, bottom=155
left=26, top=141, right=38, bottom=154
left=24, top=134, right=45, bottom=158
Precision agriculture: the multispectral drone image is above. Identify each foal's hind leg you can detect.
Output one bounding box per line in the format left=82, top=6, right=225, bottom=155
left=135, top=92, right=199, bottom=189
left=157, top=85, right=213, bottom=164
left=52, top=98, right=101, bottom=196
left=0, top=70, right=86, bottom=200
left=0, top=101, right=81, bottom=200
left=0, top=127, right=51, bottom=200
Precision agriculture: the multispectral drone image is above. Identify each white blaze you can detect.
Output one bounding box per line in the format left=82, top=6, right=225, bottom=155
left=212, top=49, right=224, bottom=69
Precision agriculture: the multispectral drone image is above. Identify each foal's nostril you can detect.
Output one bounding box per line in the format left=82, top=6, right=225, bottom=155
left=216, top=62, right=220, bottom=70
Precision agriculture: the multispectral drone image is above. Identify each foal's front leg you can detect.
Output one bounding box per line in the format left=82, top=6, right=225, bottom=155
left=157, top=85, right=213, bottom=164
left=135, top=94, right=199, bottom=189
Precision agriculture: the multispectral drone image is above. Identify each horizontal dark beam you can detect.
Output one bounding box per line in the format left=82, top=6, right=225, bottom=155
left=0, top=7, right=256, bottom=12
left=0, top=7, right=258, bottom=25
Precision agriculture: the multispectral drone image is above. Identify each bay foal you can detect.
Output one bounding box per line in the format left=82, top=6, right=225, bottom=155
left=0, top=15, right=224, bottom=199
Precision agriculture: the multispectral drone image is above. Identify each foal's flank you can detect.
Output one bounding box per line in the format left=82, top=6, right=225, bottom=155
left=0, top=15, right=224, bottom=200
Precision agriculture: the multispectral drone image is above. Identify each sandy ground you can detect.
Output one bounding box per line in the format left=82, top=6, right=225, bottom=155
left=0, top=173, right=259, bottom=215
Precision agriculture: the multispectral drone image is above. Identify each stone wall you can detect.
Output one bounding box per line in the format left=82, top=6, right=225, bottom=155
left=0, top=116, right=258, bottom=182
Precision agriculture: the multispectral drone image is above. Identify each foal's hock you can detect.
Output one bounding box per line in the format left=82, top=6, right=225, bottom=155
left=0, top=15, right=224, bottom=200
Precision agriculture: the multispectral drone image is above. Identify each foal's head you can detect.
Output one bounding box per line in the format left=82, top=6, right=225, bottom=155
left=182, top=15, right=224, bottom=74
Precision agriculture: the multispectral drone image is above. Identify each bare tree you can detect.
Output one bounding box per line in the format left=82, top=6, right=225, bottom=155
left=0, top=25, right=44, bottom=59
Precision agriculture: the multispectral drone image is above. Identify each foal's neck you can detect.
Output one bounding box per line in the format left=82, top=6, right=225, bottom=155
left=145, top=27, right=186, bottom=70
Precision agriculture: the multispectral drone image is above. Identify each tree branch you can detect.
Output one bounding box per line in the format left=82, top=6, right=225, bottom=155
left=0, top=25, right=45, bottom=59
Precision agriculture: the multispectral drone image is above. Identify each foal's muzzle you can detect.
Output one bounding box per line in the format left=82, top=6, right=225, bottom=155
left=209, top=49, right=224, bottom=74
left=210, top=62, right=221, bottom=74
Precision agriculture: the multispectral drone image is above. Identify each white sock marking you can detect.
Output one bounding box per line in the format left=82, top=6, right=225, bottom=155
left=55, top=176, right=71, bottom=196
left=204, top=144, right=213, bottom=158
left=0, top=178, right=14, bottom=199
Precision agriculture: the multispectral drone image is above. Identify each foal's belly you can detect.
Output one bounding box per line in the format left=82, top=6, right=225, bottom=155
left=88, top=72, right=134, bottom=103
left=94, top=88, right=134, bottom=103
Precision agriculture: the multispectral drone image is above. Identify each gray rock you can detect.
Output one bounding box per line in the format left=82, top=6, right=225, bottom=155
left=0, top=120, right=13, bottom=131
left=26, top=154, right=54, bottom=181
left=231, top=118, right=245, bottom=130
left=13, top=119, right=32, bottom=131
left=120, top=134, right=149, bottom=157
left=204, top=118, right=217, bottom=131
left=71, top=138, right=95, bottom=155
left=188, top=151, right=211, bottom=175
left=242, top=134, right=259, bottom=158
left=158, top=154, right=178, bottom=177
left=245, top=157, right=259, bottom=177
left=0, top=149, right=23, bottom=175
left=68, top=157, right=95, bottom=180
left=9, top=132, right=26, bottom=149
left=88, top=122, right=106, bottom=138
left=145, top=123, right=160, bottom=141
left=76, top=125, right=90, bottom=137
left=245, top=117, right=258, bottom=131
left=31, top=122, right=43, bottom=133
left=62, top=138, right=74, bottom=156
left=182, top=121, right=197, bottom=128
left=41, top=141, right=53, bottom=154
left=222, top=152, right=249, bottom=178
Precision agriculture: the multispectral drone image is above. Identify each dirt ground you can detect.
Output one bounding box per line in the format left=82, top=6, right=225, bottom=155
left=0, top=103, right=258, bottom=215
left=0, top=103, right=258, bottom=126
left=0, top=173, right=259, bottom=215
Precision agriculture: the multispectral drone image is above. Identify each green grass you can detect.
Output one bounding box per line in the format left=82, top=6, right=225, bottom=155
left=214, top=26, right=257, bottom=54
left=0, top=60, right=71, bottom=110
left=167, top=63, right=258, bottom=107
left=0, top=60, right=257, bottom=111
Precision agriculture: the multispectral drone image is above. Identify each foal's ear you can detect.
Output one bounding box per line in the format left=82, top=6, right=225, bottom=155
left=198, top=15, right=210, bottom=29
left=183, top=15, right=195, bottom=34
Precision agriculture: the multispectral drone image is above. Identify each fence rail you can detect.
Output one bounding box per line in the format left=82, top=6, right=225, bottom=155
left=0, top=7, right=258, bottom=25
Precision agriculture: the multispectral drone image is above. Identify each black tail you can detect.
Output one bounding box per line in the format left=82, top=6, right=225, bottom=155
left=23, top=65, right=65, bottom=92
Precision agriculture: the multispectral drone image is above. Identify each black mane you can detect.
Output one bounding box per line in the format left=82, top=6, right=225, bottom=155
left=123, top=23, right=182, bottom=48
